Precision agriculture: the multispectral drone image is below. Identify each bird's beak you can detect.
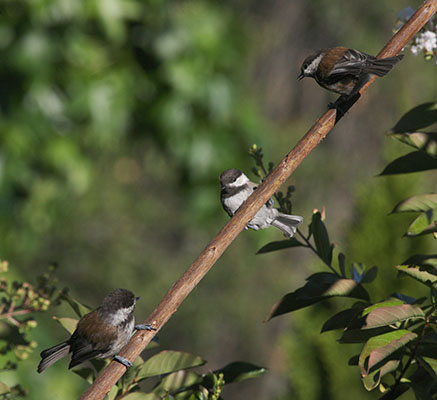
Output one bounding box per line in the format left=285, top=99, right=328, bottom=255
left=297, top=72, right=304, bottom=81
left=136, top=296, right=141, bottom=301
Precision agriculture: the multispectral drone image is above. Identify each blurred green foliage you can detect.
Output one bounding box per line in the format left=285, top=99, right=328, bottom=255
left=0, top=0, right=436, bottom=398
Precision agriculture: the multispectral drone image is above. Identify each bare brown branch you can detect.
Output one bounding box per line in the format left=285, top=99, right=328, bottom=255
left=79, top=1, right=436, bottom=398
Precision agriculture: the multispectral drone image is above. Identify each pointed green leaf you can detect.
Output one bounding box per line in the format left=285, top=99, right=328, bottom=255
left=153, top=370, right=201, bottom=394
left=311, top=212, right=332, bottom=264
left=137, top=351, right=206, bottom=380
left=396, top=265, right=437, bottom=286
left=390, top=132, right=437, bottom=156
left=406, top=211, right=437, bottom=236
left=256, top=238, right=303, bottom=254
left=266, top=272, right=369, bottom=320
left=60, top=292, right=92, bottom=318
left=72, top=367, right=96, bottom=384
left=379, top=151, right=437, bottom=175
left=123, top=393, right=159, bottom=400
left=362, top=360, right=400, bottom=391
left=418, top=356, right=437, bottom=381
left=359, top=330, right=416, bottom=376
left=362, top=266, right=378, bottom=284
left=392, top=194, right=437, bottom=213
left=215, top=362, right=267, bottom=383
left=339, top=327, right=391, bottom=344
left=52, top=317, right=78, bottom=335
left=362, top=304, right=425, bottom=329
left=362, top=299, right=405, bottom=316
left=391, top=102, right=437, bottom=133
left=402, top=254, right=437, bottom=269
left=321, top=307, right=364, bottom=333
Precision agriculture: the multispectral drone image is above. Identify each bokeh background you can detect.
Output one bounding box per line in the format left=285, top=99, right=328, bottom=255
left=1, top=0, right=436, bottom=398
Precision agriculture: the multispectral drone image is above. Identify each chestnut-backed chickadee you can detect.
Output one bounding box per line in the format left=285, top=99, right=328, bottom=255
left=220, top=169, right=303, bottom=237
left=37, top=288, right=155, bottom=373
left=298, top=47, right=404, bottom=103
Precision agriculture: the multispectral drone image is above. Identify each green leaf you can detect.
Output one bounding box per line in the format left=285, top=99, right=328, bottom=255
left=362, top=359, right=400, bottom=391
left=60, top=292, right=92, bottom=318
left=153, top=370, right=202, bottom=395
left=406, top=211, right=437, bottom=236
left=362, top=299, right=405, bottom=315
left=137, top=350, right=206, bottom=380
left=215, top=362, right=266, bottom=383
left=321, top=306, right=365, bottom=333
left=361, top=304, right=425, bottom=329
left=391, top=102, right=437, bottom=133
left=72, top=367, right=96, bottom=384
left=311, top=212, right=333, bottom=264
left=362, top=266, right=378, bottom=284
left=418, top=356, right=437, bottom=381
left=402, top=254, right=437, bottom=269
left=256, top=238, right=303, bottom=254
left=379, top=151, right=437, bottom=175
left=52, top=316, right=78, bottom=334
left=123, top=393, right=159, bottom=400
left=390, top=132, right=437, bottom=156
left=392, top=194, right=437, bottom=213
left=396, top=265, right=437, bottom=287
left=359, top=330, right=417, bottom=376
left=266, top=272, right=369, bottom=320
left=339, top=327, right=391, bottom=344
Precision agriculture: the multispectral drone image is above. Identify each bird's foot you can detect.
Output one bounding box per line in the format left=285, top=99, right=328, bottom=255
left=135, top=323, right=157, bottom=331
left=114, top=355, right=133, bottom=368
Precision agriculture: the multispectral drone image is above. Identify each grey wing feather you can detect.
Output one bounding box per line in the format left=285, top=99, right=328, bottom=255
left=329, top=49, right=372, bottom=77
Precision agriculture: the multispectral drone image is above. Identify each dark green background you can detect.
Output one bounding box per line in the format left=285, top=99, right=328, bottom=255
left=0, top=0, right=435, bottom=398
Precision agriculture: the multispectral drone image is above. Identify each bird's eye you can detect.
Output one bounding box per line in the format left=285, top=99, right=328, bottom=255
left=303, top=63, right=308, bottom=70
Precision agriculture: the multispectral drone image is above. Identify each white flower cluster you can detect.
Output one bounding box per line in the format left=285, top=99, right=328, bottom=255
left=397, top=7, right=437, bottom=63
left=411, top=31, right=437, bottom=56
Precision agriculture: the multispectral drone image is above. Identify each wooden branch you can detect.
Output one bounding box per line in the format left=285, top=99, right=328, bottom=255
left=79, top=1, right=436, bottom=398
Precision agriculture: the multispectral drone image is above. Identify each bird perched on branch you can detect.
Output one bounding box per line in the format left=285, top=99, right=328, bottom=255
left=297, top=47, right=404, bottom=105
left=37, top=288, right=156, bottom=373
left=220, top=168, right=303, bottom=238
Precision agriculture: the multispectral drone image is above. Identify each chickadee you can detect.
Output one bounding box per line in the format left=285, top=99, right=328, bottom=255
left=298, top=47, right=403, bottom=103
left=37, top=288, right=155, bottom=373
left=220, top=169, right=303, bottom=237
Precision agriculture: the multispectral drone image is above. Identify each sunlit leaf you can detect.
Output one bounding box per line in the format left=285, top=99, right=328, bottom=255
left=52, top=316, right=78, bottom=334
left=390, top=132, right=437, bottom=156
left=137, top=351, right=206, bottom=380
left=362, top=360, right=400, bottom=391
left=405, top=211, right=437, bottom=236
left=379, top=151, right=437, bottom=175
left=215, top=362, right=266, bottom=383
left=153, top=370, right=202, bottom=394
left=266, top=272, right=369, bottom=320
left=123, top=393, right=159, bottom=400
left=391, top=102, right=437, bottom=133
left=361, top=304, right=425, bottom=329
left=396, top=265, right=437, bottom=287
left=402, top=254, right=437, bottom=269
left=362, top=298, right=405, bottom=315
left=359, top=330, right=416, bottom=376
left=311, top=212, right=333, bottom=264
left=256, top=238, right=303, bottom=254
left=392, top=194, right=437, bottom=213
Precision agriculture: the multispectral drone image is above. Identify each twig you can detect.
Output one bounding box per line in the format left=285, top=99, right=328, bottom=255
left=79, top=1, right=437, bottom=399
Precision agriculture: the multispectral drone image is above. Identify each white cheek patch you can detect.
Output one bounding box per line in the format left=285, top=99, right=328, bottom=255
left=108, top=305, right=134, bottom=326
left=308, top=54, right=324, bottom=74
left=229, top=174, right=249, bottom=187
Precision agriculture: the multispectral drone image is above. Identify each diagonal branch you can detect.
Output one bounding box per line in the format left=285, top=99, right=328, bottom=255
left=79, top=1, right=436, bottom=398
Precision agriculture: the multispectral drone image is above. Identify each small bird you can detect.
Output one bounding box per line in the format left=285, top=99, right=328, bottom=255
left=37, top=288, right=156, bottom=373
left=220, top=169, right=303, bottom=237
left=298, top=47, right=404, bottom=103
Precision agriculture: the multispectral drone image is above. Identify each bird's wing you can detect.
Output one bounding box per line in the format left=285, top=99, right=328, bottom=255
left=328, top=49, right=373, bottom=77
left=68, top=311, right=118, bottom=368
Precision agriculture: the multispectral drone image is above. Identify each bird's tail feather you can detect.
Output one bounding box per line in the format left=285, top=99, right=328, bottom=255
left=272, top=214, right=303, bottom=238
left=368, top=55, right=404, bottom=77
left=37, top=342, right=70, bottom=373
